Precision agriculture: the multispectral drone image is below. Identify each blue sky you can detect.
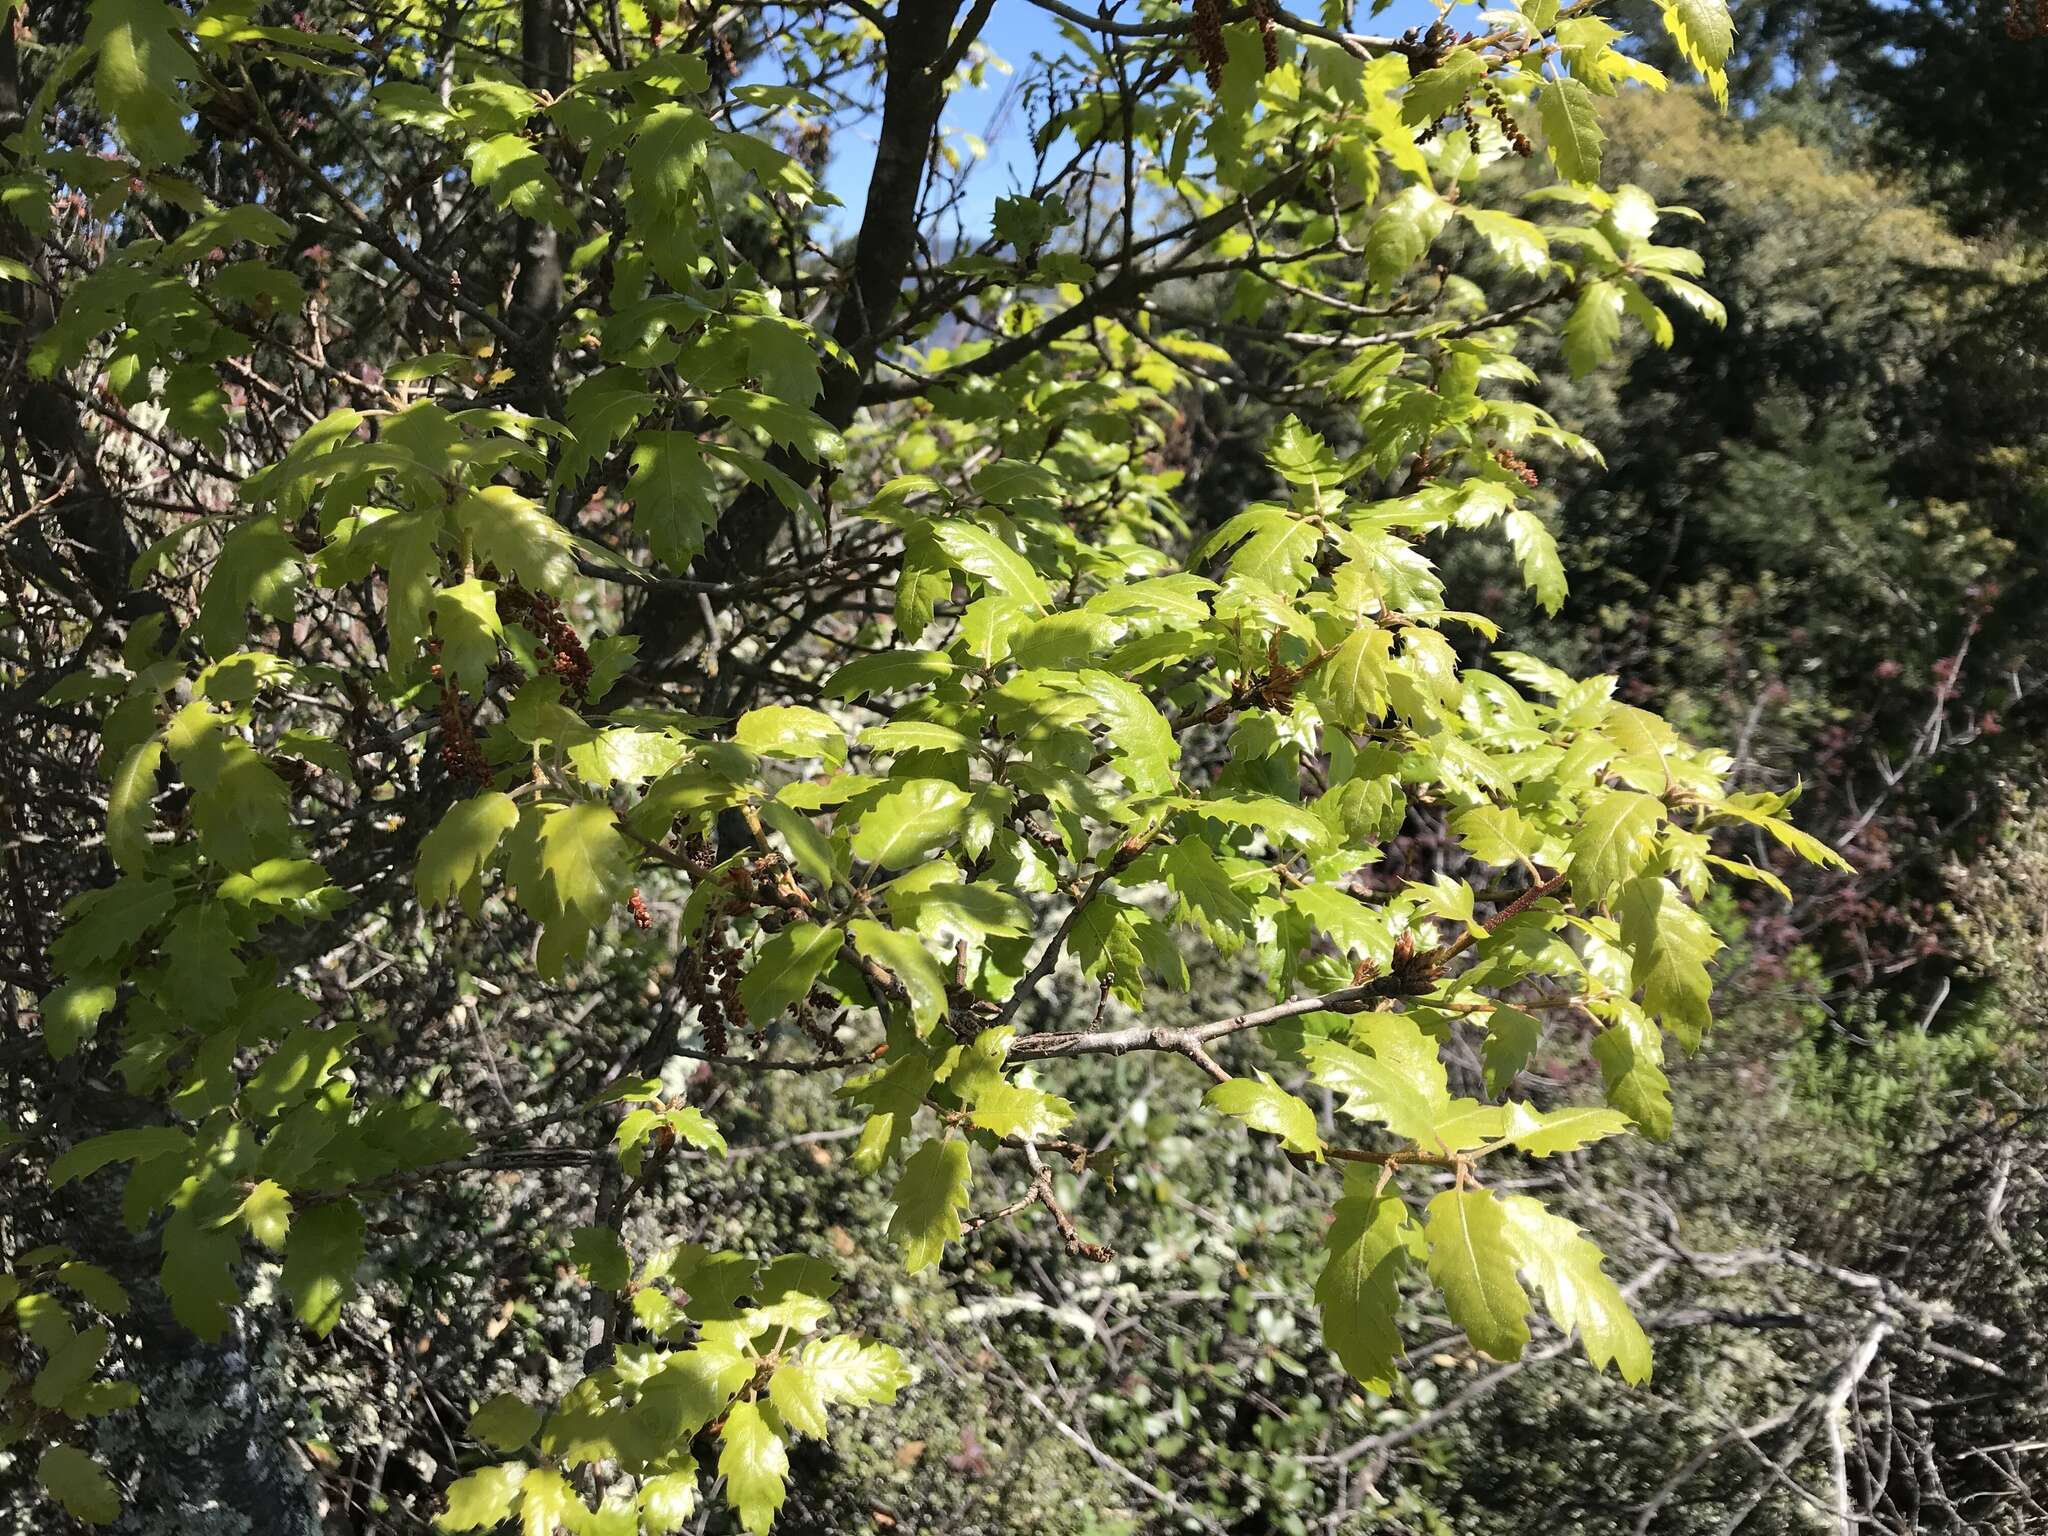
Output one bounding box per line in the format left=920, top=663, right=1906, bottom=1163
left=817, top=0, right=1445, bottom=239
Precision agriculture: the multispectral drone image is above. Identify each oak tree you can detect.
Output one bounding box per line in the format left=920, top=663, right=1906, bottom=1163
left=0, top=0, right=1840, bottom=1527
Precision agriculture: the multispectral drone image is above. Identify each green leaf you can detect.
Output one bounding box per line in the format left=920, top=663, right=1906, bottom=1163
left=1592, top=1009, right=1673, bottom=1139
left=283, top=1197, right=365, bottom=1337
left=1459, top=206, right=1551, bottom=275
left=107, top=738, right=163, bottom=873
left=161, top=1207, right=240, bottom=1341
left=1502, top=509, right=1568, bottom=614
left=928, top=518, right=1052, bottom=608
left=32, top=1323, right=110, bottom=1409
left=433, top=580, right=503, bottom=693
left=1162, top=838, right=1254, bottom=933
left=1567, top=789, right=1665, bottom=905
left=1304, top=1015, right=1450, bottom=1143
left=1205, top=1075, right=1324, bottom=1157
left=1661, top=0, right=1733, bottom=103
left=626, top=431, right=721, bottom=567
left=1424, top=1188, right=1532, bottom=1362
left=1616, top=873, right=1721, bottom=1050
left=850, top=779, right=971, bottom=869
left=1364, top=184, right=1449, bottom=290
left=1481, top=1005, right=1542, bottom=1097
left=85, top=0, right=198, bottom=165
left=823, top=649, right=955, bottom=700
left=738, top=921, right=842, bottom=1023
left=1400, top=49, right=1486, bottom=125
left=455, top=486, right=577, bottom=594
left=469, top=1393, right=545, bottom=1452
left=437, top=1462, right=528, bottom=1531
left=628, top=101, right=712, bottom=215
left=793, top=1334, right=908, bottom=1409
left=1538, top=75, right=1605, bottom=184
left=49, top=1126, right=187, bottom=1188
left=570, top=1225, right=631, bottom=1291
left=40, top=978, right=117, bottom=1061
left=639, top=1469, right=699, bottom=1533
left=506, top=801, right=634, bottom=974
left=417, top=792, right=519, bottom=912
left=1499, top=1195, right=1652, bottom=1381
left=1313, top=628, right=1393, bottom=730
left=719, top=1399, right=789, bottom=1535
left=1562, top=278, right=1625, bottom=378
left=165, top=361, right=229, bottom=454
left=1315, top=1189, right=1418, bottom=1390
left=734, top=704, right=845, bottom=767
left=38, top=1445, right=120, bottom=1525
left=1501, top=1102, right=1633, bottom=1157
left=759, top=799, right=839, bottom=887
left=942, top=1027, right=1075, bottom=1141
left=888, top=1137, right=971, bottom=1273
left=518, top=1466, right=586, bottom=1536
left=197, top=516, right=302, bottom=656
left=236, top=1180, right=292, bottom=1250
left=849, top=919, right=949, bottom=1031
left=54, top=1262, right=129, bottom=1318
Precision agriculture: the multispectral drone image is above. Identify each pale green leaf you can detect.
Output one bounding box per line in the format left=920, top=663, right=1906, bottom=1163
left=1205, top=1075, right=1324, bottom=1157
left=718, top=1399, right=789, bottom=1536
left=888, top=1137, right=971, bottom=1274
left=1616, top=873, right=1721, bottom=1050
left=1499, top=1195, right=1652, bottom=1381
left=1424, top=1188, right=1532, bottom=1362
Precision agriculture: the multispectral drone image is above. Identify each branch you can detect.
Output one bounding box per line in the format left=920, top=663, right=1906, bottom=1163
left=1011, top=870, right=1568, bottom=1064
left=860, top=164, right=1311, bottom=404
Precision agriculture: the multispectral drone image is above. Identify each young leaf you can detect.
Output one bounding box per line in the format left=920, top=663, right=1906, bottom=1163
left=416, top=792, right=519, bottom=912
left=1538, top=76, right=1605, bottom=184
left=1616, top=873, right=1721, bottom=1050
left=468, top=1394, right=545, bottom=1452
left=107, top=739, right=163, bottom=874
left=40, top=979, right=118, bottom=1062
left=849, top=779, right=972, bottom=869
left=719, top=1399, right=790, bottom=1535
left=888, top=1137, right=971, bottom=1273
left=1501, top=1102, right=1633, bottom=1157
left=1567, top=789, right=1665, bottom=905
left=1480, top=1005, right=1543, bottom=1097
left=1591, top=1010, right=1674, bottom=1140
left=1204, top=1075, right=1325, bottom=1157
left=32, top=1323, right=110, bottom=1409
left=436, top=1462, right=527, bottom=1532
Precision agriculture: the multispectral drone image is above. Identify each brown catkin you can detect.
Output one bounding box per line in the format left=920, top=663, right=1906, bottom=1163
left=435, top=685, right=492, bottom=786
left=2007, top=0, right=2034, bottom=38
left=1193, top=0, right=1227, bottom=88
left=1496, top=447, right=1541, bottom=488
left=500, top=584, right=592, bottom=700
left=1253, top=0, right=1279, bottom=71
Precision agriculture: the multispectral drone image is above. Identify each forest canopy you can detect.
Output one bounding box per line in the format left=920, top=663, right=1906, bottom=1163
left=2, top=0, right=2043, bottom=1532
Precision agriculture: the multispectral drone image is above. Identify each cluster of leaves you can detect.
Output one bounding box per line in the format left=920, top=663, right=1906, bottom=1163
left=440, top=1243, right=904, bottom=1536
left=0, top=0, right=1859, bottom=1527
